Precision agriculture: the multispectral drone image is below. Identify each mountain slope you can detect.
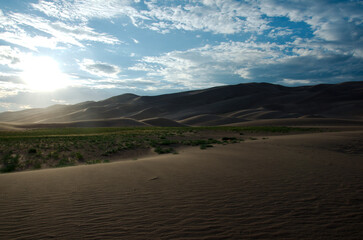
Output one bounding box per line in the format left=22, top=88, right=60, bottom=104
left=0, top=81, right=362, bottom=126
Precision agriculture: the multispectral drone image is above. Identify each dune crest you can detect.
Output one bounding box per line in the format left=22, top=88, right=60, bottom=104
left=0, top=81, right=362, bottom=128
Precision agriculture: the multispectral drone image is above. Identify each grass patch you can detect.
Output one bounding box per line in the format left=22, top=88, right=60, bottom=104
left=86, top=159, right=102, bottom=165
left=28, top=148, right=37, bottom=154
left=0, top=126, right=318, bottom=172
left=200, top=144, right=213, bottom=150
left=1, top=152, right=19, bottom=173
left=33, top=160, right=42, bottom=169
left=56, top=157, right=75, bottom=168
left=74, top=152, right=84, bottom=161
left=154, top=146, right=175, bottom=154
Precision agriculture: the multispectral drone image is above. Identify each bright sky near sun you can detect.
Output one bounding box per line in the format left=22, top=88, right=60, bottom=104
left=0, top=0, right=362, bottom=112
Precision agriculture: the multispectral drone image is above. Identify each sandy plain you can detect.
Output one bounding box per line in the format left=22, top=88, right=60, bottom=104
left=0, top=129, right=362, bottom=239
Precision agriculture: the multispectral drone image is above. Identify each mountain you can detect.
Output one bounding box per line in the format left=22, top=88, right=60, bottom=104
left=0, top=81, right=362, bottom=127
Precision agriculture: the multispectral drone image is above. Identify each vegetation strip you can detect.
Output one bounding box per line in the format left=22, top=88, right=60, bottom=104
left=0, top=126, right=317, bottom=173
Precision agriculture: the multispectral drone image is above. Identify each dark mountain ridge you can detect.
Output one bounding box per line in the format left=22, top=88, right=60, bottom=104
left=0, top=81, right=362, bottom=126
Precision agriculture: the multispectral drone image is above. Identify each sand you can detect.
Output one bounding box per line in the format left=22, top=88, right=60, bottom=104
left=0, top=130, right=362, bottom=239
left=1, top=81, right=362, bottom=124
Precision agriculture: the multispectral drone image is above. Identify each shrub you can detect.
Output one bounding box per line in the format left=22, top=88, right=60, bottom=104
left=1, top=152, right=19, bottom=173
left=74, top=152, right=84, bottom=161
left=28, top=148, right=37, bottom=154
left=154, top=146, right=174, bottom=154
left=35, top=150, right=43, bottom=158
left=33, top=161, right=42, bottom=169
left=86, top=159, right=101, bottom=165
left=159, top=139, right=177, bottom=145
left=56, top=158, right=75, bottom=167
left=200, top=144, right=213, bottom=150
left=222, top=137, right=237, bottom=141
left=47, top=151, right=59, bottom=160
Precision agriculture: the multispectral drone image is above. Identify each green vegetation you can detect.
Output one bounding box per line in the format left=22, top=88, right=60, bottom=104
left=28, top=148, right=37, bottom=154
left=200, top=144, right=213, bottom=150
left=86, top=159, right=102, bottom=165
left=74, top=152, right=84, bottom=161
left=1, top=152, right=19, bottom=173
left=33, top=160, right=42, bottom=169
left=0, top=126, right=317, bottom=173
left=154, top=146, right=175, bottom=154
left=56, top=157, right=75, bottom=168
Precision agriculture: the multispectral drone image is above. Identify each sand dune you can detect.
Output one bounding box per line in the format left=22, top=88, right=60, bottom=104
left=129, top=107, right=163, bottom=120
left=0, top=81, right=362, bottom=125
left=227, top=117, right=363, bottom=128
left=180, top=114, right=225, bottom=123
left=232, top=109, right=300, bottom=120
left=6, top=118, right=149, bottom=129
left=2, top=117, right=362, bottom=130
left=224, top=108, right=302, bottom=120
left=180, top=114, right=243, bottom=126
left=0, top=123, right=19, bottom=131
left=226, top=108, right=264, bottom=118
left=141, top=117, right=186, bottom=127
left=0, top=130, right=362, bottom=239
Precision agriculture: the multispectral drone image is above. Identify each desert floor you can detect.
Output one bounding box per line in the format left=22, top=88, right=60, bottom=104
left=0, top=129, right=362, bottom=239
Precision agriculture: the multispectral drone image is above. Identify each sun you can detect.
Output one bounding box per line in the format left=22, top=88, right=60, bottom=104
left=20, top=56, right=69, bottom=91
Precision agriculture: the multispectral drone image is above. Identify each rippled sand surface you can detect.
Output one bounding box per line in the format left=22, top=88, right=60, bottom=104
left=1, top=131, right=362, bottom=239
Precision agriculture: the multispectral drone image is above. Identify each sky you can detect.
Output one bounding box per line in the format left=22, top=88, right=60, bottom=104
left=0, top=0, right=362, bottom=112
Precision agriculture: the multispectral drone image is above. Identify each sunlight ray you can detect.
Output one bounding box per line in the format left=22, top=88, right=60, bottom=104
left=20, top=56, right=69, bottom=91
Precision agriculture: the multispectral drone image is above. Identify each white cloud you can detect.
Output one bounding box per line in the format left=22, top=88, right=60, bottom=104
left=0, top=12, right=120, bottom=50
left=142, top=0, right=269, bottom=34
left=132, top=38, right=139, bottom=44
left=51, top=99, right=68, bottom=104
left=0, top=81, right=27, bottom=98
left=0, top=32, right=59, bottom=51
left=31, top=0, right=269, bottom=35
left=131, top=38, right=363, bottom=88
left=28, top=0, right=363, bottom=54
left=268, top=27, right=293, bottom=38
left=0, top=102, right=32, bottom=111
left=280, top=79, right=312, bottom=85
left=31, top=0, right=145, bottom=22
left=79, top=59, right=121, bottom=78
left=130, top=41, right=283, bottom=88
left=28, top=0, right=363, bottom=58
left=0, top=73, right=22, bottom=84
left=0, top=46, right=22, bottom=67
left=258, top=0, right=363, bottom=55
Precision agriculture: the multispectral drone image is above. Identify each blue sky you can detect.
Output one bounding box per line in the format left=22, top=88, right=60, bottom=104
left=0, top=0, right=362, bottom=112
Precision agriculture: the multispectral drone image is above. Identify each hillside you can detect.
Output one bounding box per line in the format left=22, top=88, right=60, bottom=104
left=0, top=81, right=362, bottom=127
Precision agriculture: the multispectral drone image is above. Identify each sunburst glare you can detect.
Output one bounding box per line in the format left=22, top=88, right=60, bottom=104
left=20, top=56, right=69, bottom=91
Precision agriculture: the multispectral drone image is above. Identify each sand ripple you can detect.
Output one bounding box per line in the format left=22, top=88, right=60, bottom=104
left=0, top=131, right=362, bottom=239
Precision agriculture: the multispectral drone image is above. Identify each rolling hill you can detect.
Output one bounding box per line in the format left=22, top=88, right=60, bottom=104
left=0, top=81, right=362, bottom=127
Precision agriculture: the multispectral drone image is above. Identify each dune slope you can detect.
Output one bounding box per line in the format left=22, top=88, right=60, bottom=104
left=0, top=81, right=362, bottom=126
left=0, top=130, right=362, bottom=239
